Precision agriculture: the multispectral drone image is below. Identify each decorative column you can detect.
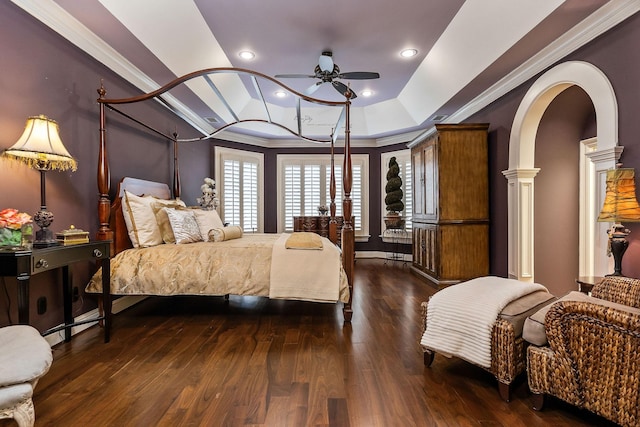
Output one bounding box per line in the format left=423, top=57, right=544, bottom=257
left=502, top=168, right=540, bottom=282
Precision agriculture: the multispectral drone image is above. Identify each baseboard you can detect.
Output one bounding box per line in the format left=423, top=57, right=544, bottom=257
left=43, top=295, right=148, bottom=347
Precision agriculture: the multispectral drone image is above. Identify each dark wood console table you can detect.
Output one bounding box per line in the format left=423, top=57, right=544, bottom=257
left=293, top=215, right=347, bottom=242
left=0, top=241, right=111, bottom=343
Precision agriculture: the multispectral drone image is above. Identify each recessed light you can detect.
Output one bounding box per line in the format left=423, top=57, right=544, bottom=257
left=275, top=90, right=287, bottom=98
left=361, top=89, right=373, bottom=97
left=238, top=50, right=255, bottom=60
left=400, top=48, right=418, bottom=58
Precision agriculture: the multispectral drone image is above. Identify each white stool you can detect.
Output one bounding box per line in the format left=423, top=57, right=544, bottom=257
left=0, top=325, right=53, bottom=427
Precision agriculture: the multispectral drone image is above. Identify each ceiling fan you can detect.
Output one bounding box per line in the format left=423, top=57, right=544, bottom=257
left=275, top=51, right=380, bottom=99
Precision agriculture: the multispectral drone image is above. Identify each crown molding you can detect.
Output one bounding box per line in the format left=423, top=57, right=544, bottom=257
left=445, top=0, right=640, bottom=125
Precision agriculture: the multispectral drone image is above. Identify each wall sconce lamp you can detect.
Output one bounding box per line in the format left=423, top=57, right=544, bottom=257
left=2, top=115, right=77, bottom=247
left=597, top=166, right=640, bottom=276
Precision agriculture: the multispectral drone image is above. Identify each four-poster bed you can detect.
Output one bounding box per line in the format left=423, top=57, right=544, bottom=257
left=87, top=67, right=355, bottom=322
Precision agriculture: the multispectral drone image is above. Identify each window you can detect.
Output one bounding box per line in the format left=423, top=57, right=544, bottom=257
left=381, top=150, right=412, bottom=232
left=214, top=147, right=264, bottom=232
left=277, top=154, right=369, bottom=239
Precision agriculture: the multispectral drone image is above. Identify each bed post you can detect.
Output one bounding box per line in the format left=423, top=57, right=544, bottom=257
left=328, top=136, right=338, bottom=244
left=97, top=83, right=114, bottom=255
left=172, top=132, right=181, bottom=199
left=342, top=96, right=354, bottom=322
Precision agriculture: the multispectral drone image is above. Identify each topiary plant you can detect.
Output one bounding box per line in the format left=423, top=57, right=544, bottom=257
left=385, top=156, right=404, bottom=213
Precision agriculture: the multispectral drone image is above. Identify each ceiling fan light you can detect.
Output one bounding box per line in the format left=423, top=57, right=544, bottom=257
left=238, top=50, right=255, bottom=60
left=318, top=54, right=333, bottom=72
left=400, top=48, right=418, bottom=58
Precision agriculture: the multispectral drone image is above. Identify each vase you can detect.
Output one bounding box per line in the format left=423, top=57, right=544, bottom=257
left=0, top=227, right=22, bottom=247
left=21, top=222, right=34, bottom=249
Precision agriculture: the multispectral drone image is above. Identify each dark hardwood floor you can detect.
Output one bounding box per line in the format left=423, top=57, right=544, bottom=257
left=11, top=259, right=617, bottom=426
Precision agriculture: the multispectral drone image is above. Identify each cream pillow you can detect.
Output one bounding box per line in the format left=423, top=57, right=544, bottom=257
left=122, top=191, right=185, bottom=247
left=151, top=202, right=186, bottom=244
left=191, top=209, right=224, bottom=241
left=165, top=208, right=203, bottom=244
left=209, top=226, right=243, bottom=242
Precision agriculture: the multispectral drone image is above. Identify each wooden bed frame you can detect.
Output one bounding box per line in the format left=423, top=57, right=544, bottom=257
left=95, top=67, right=355, bottom=321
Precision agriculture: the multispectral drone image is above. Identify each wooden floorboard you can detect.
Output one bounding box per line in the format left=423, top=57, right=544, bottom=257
left=4, top=259, right=619, bottom=426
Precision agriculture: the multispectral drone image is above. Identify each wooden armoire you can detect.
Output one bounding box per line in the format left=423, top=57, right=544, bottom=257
left=410, top=123, right=489, bottom=288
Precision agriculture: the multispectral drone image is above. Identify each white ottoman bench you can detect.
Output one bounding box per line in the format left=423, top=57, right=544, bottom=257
left=0, top=325, right=53, bottom=427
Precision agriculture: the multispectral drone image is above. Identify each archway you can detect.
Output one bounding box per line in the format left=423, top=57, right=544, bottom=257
left=502, top=61, right=621, bottom=282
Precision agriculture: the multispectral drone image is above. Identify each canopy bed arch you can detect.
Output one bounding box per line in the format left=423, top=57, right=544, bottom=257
left=89, top=67, right=355, bottom=322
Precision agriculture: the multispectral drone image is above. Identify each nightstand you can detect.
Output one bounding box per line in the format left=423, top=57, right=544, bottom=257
left=0, top=241, right=111, bottom=343
left=575, top=275, right=604, bottom=294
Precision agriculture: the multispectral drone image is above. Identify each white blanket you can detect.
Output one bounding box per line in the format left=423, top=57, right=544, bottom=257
left=269, top=233, right=340, bottom=302
left=420, top=276, right=547, bottom=369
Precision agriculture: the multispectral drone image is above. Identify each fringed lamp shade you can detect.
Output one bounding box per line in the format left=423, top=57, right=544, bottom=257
left=597, top=167, right=640, bottom=276
left=2, top=115, right=77, bottom=171
left=2, top=115, right=77, bottom=247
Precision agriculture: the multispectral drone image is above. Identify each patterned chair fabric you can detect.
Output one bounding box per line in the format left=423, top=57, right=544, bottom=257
left=527, top=275, right=640, bottom=427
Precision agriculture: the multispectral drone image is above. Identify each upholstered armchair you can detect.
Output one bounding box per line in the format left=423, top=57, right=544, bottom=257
left=527, top=276, right=640, bottom=427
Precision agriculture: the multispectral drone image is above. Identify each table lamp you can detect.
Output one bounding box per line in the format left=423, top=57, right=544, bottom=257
left=2, top=115, right=77, bottom=247
left=597, top=167, right=640, bottom=276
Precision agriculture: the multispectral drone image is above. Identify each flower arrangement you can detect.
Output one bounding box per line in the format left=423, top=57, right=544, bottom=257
left=0, top=208, right=33, bottom=246
left=196, top=177, right=219, bottom=210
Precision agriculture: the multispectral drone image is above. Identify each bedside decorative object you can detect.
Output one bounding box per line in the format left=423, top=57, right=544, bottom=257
left=318, top=205, right=329, bottom=215
left=56, top=225, right=89, bottom=246
left=0, top=209, right=33, bottom=247
left=196, top=177, right=219, bottom=210
left=1, top=115, right=77, bottom=248
left=596, top=166, right=640, bottom=276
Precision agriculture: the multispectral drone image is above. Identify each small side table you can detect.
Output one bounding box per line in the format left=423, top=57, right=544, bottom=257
left=381, top=229, right=411, bottom=265
left=0, top=241, right=111, bottom=343
left=576, top=276, right=604, bottom=294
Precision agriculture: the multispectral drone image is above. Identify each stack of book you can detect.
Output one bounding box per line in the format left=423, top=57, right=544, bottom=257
left=56, top=226, right=89, bottom=246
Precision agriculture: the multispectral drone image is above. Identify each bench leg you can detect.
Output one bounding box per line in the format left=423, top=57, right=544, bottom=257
left=498, top=381, right=512, bottom=402
left=423, top=350, right=435, bottom=366
left=532, top=392, right=545, bottom=411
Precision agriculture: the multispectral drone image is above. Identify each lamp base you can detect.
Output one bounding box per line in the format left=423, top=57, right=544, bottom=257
left=607, top=230, right=629, bottom=277
left=33, top=207, right=58, bottom=248
left=34, top=228, right=59, bottom=248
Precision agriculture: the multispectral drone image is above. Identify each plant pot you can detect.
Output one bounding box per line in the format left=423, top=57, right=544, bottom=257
left=384, top=214, right=405, bottom=230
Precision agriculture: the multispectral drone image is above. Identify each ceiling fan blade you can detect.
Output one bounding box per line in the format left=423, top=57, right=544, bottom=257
left=338, top=71, right=380, bottom=80
left=318, top=51, right=334, bottom=72
left=274, top=74, right=316, bottom=79
left=305, top=81, right=323, bottom=95
left=332, top=81, right=357, bottom=99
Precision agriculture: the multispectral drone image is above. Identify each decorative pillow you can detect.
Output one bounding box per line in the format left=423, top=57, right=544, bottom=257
left=191, top=209, right=224, bottom=241
left=152, top=202, right=187, bottom=244
left=208, top=225, right=243, bottom=242
left=522, top=291, right=640, bottom=346
left=164, top=208, right=202, bottom=244
left=285, top=232, right=323, bottom=250
left=122, top=191, right=186, bottom=247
